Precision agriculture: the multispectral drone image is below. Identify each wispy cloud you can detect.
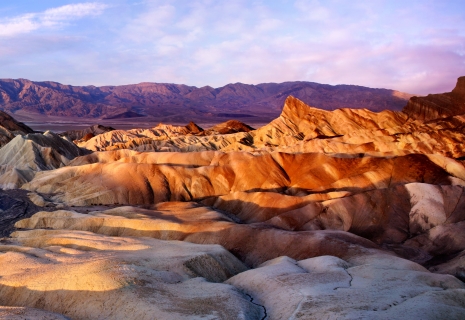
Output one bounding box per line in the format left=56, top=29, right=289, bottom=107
left=0, top=3, right=107, bottom=37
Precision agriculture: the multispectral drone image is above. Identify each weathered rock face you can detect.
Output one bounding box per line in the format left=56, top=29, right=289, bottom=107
left=10, top=202, right=465, bottom=318
left=0, top=228, right=262, bottom=319
left=200, top=120, right=254, bottom=135
left=0, top=189, right=52, bottom=237
left=403, top=76, right=465, bottom=121
left=73, top=93, right=465, bottom=160
left=0, top=131, right=86, bottom=189
left=452, top=76, right=465, bottom=98
left=227, top=255, right=465, bottom=320
left=22, top=152, right=464, bottom=206
left=61, top=124, right=115, bottom=141
left=14, top=205, right=381, bottom=268
left=0, top=110, right=34, bottom=148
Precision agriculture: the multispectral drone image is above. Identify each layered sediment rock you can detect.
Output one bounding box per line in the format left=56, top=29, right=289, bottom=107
left=0, top=110, right=34, bottom=148
left=403, top=76, right=465, bottom=121
left=0, top=228, right=262, bottom=319
left=73, top=94, right=465, bottom=160
left=0, top=131, right=86, bottom=189
left=61, top=124, right=115, bottom=141
left=10, top=203, right=465, bottom=318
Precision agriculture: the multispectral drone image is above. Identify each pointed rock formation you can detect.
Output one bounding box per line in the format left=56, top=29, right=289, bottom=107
left=0, top=131, right=86, bottom=189
left=61, top=124, right=115, bottom=141
left=185, top=121, right=204, bottom=134
left=403, top=76, right=465, bottom=121
left=0, top=111, right=34, bottom=148
left=201, top=120, right=254, bottom=135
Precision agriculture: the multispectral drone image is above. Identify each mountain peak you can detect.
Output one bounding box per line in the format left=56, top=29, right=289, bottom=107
left=452, top=76, right=465, bottom=99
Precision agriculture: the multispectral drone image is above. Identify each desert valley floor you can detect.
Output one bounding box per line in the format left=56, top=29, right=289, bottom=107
left=0, top=77, right=464, bottom=319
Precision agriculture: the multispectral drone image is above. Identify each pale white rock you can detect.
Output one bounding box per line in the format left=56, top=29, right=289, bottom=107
left=0, top=131, right=84, bottom=189
left=227, top=254, right=465, bottom=320
left=406, top=183, right=449, bottom=234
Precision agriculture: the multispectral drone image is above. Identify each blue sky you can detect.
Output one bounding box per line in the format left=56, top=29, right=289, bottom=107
left=0, top=0, right=464, bottom=94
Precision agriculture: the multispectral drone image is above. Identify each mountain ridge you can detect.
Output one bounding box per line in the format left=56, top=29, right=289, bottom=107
left=0, top=78, right=414, bottom=123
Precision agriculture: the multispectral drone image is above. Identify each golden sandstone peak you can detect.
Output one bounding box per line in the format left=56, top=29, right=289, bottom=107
left=281, top=95, right=322, bottom=118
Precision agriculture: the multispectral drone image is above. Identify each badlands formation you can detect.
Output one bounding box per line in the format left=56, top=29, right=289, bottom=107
left=0, top=77, right=464, bottom=318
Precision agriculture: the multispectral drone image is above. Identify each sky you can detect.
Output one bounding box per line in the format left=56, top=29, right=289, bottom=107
left=0, top=0, right=464, bottom=94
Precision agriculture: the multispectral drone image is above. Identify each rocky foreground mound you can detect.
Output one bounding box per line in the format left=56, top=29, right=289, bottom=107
left=0, top=77, right=464, bottom=319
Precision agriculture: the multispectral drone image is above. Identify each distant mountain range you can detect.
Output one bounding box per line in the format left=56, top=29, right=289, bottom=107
left=0, top=78, right=413, bottom=124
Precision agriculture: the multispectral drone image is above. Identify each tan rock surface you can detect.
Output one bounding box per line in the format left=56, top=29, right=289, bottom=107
left=14, top=204, right=383, bottom=267
left=0, top=229, right=262, bottom=319
left=9, top=198, right=465, bottom=318
left=72, top=94, right=465, bottom=161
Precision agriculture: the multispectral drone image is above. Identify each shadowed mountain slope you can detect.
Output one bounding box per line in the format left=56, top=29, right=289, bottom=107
left=0, top=110, right=34, bottom=148
left=0, top=79, right=413, bottom=123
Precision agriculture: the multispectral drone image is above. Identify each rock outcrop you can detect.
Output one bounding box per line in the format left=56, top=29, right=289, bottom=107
left=61, top=124, right=115, bottom=141
left=200, top=120, right=254, bottom=135
left=227, top=255, right=465, bottom=319
left=10, top=201, right=465, bottom=318
left=0, top=110, right=34, bottom=135
left=0, top=110, right=34, bottom=148
left=0, top=131, right=86, bottom=189
left=22, top=152, right=464, bottom=206
left=0, top=189, right=53, bottom=237
left=0, top=228, right=262, bottom=319
left=403, top=76, right=465, bottom=121
left=72, top=94, right=465, bottom=160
